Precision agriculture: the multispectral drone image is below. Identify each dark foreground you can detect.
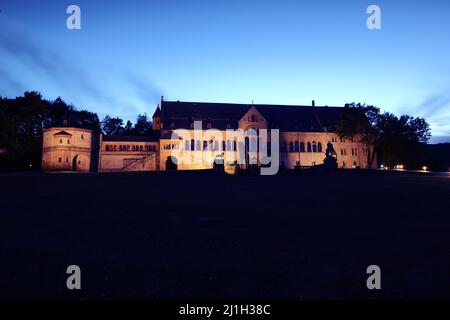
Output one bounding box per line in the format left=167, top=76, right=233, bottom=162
left=1, top=170, right=449, bottom=299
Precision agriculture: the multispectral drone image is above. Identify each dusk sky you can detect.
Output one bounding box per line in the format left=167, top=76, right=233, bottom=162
left=0, top=0, right=449, bottom=142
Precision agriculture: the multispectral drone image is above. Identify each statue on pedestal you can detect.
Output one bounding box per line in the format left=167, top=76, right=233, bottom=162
left=323, top=141, right=338, bottom=169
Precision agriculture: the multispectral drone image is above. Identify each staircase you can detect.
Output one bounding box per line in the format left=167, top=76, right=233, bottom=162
left=122, top=152, right=159, bottom=171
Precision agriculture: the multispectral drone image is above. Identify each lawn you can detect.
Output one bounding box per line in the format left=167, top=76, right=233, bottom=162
left=0, top=170, right=449, bottom=299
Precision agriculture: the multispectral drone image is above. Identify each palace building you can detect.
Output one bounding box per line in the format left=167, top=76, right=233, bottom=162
left=42, top=98, right=375, bottom=173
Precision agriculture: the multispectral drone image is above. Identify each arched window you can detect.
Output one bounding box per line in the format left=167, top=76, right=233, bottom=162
left=185, top=140, right=190, bottom=151
left=209, top=140, right=213, bottom=151
left=222, top=141, right=226, bottom=151
left=289, top=142, right=294, bottom=152
left=300, top=142, right=305, bottom=152
left=203, top=140, right=207, bottom=150
left=140, top=146, right=143, bottom=151
left=251, top=115, right=256, bottom=122
left=190, top=139, right=195, bottom=151
left=318, top=142, right=322, bottom=153
left=307, top=142, right=312, bottom=152
left=214, top=141, right=219, bottom=151
left=226, top=140, right=231, bottom=151
left=312, top=141, right=317, bottom=152
left=196, top=140, right=201, bottom=151
left=132, top=145, right=136, bottom=151
left=233, top=141, right=237, bottom=151
left=106, top=145, right=110, bottom=151
left=294, top=141, right=299, bottom=152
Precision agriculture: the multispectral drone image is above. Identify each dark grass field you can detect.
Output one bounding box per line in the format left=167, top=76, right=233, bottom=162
left=1, top=170, right=450, bottom=299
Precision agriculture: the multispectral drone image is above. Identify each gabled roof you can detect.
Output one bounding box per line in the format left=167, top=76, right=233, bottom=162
left=160, top=100, right=344, bottom=132
left=53, top=130, right=72, bottom=136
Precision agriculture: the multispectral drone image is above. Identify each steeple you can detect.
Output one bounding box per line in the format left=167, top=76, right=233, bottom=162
left=152, top=104, right=162, bottom=131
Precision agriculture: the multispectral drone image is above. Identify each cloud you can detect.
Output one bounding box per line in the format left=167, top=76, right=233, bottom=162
left=0, top=21, right=163, bottom=118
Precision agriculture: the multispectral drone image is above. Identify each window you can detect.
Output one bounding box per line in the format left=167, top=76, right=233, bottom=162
left=294, top=141, right=299, bottom=152
left=58, top=158, right=62, bottom=163
left=281, top=141, right=287, bottom=153
left=233, top=141, right=237, bottom=151
left=203, top=140, right=207, bottom=150
left=312, top=141, right=317, bottom=152
left=81, top=134, right=84, bottom=140
left=132, top=145, right=136, bottom=151
left=191, top=139, right=195, bottom=151
left=222, top=141, right=226, bottom=151
left=140, top=146, right=143, bottom=151
left=300, top=142, right=305, bottom=152
left=106, top=145, right=110, bottom=151
left=59, top=139, right=63, bottom=144
left=214, top=141, right=219, bottom=151
left=68, top=139, right=70, bottom=144
left=307, top=142, right=312, bottom=152
left=289, top=142, right=294, bottom=152
left=251, top=115, right=256, bottom=122
left=196, top=140, right=201, bottom=151
left=227, top=140, right=231, bottom=151
left=185, top=140, right=190, bottom=151
left=209, top=140, right=213, bottom=151
left=318, top=142, right=322, bottom=153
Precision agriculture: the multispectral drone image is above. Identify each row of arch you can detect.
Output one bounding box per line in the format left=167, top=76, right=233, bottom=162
left=281, top=141, right=323, bottom=153
left=105, top=144, right=157, bottom=152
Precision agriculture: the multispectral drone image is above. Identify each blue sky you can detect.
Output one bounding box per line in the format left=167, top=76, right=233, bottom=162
left=0, top=0, right=449, bottom=142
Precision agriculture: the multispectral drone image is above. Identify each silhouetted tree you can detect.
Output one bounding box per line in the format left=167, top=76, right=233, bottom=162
left=133, top=114, right=152, bottom=135
left=101, top=116, right=124, bottom=135
left=337, top=103, right=380, bottom=168
left=123, top=120, right=134, bottom=135
left=338, top=103, right=431, bottom=169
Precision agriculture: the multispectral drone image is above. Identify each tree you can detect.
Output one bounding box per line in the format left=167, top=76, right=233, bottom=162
left=123, top=120, right=134, bottom=135
left=101, top=115, right=124, bottom=135
left=337, top=103, right=380, bottom=168
left=337, top=103, right=431, bottom=169
left=133, top=114, right=152, bottom=135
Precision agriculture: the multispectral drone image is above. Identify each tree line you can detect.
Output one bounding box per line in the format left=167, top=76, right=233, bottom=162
left=337, top=103, right=432, bottom=170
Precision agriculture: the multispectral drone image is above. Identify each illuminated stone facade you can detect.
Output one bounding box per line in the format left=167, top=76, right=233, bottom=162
left=42, top=100, right=376, bottom=172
